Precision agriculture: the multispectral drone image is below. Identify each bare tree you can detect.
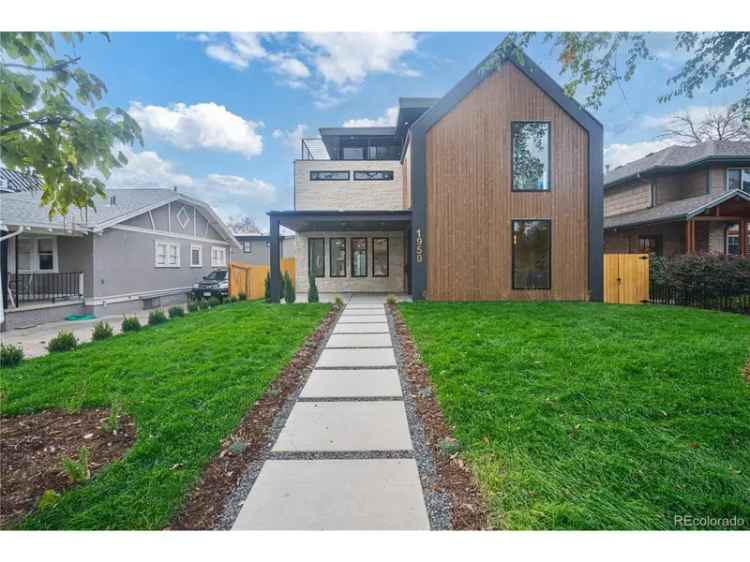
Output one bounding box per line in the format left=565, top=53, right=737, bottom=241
left=226, top=216, right=262, bottom=234
left=659, top=104, right=750, bottom=144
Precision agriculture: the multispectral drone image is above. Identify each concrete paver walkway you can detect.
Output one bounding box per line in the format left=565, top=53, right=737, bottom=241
left=232, top=295, right=430, bottom=530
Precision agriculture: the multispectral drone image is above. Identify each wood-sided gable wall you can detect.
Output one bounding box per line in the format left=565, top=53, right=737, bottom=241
left=425, top=63, right=589, bottom=300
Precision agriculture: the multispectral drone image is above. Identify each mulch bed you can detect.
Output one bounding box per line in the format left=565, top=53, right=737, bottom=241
left=0, top=407, right=136, bottom=527
left=389, top=305, right=488, bottom=530
left=169, top=306, right=340, bottom=530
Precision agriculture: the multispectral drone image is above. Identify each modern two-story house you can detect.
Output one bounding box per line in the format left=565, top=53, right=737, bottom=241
left=267, top=43, right=603, bottom=302
left=604, top=141, right=750, bottom=257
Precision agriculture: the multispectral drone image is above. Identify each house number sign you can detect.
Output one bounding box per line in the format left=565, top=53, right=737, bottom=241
left=415, top=228, right=424, bottom=263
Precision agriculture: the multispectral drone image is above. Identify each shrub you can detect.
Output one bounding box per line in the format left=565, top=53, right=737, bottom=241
left=103, top=401, right=122, bottom=434
left=651, top=254, right=750, bottom=296
left=386, top=294, right=398, bottom=306
left=308, top=271, right=319, bottom=303
left=187, top=301, right=199, bottom=313
left=283, top=271, right=295, bottom=303
left=168, top=306, right=184, bottom=319
left=207, top=296, right=220, bottom=308
left=91, top=321, right=113, bottom=341
left=0, top=344, right=24, bottom=368
left=47, top=331, right=77, bottom=353
left=334, top=296, right=344, bottom=308
left=121, top=316, right=141, bottom=333
left=238, top=292, right=247, bottom=301
left=62, top=447, right=90, bottom=483
left=148, top=310, right=168, bottom=326
left=198, top=299, right=210, bottom=310
left=264, top=272, right=271, bottom=303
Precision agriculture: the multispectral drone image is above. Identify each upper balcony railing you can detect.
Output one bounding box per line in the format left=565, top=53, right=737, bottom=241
left=300, top=138, right=402, bottom=161
left=301, top=138, right=331, bottom=160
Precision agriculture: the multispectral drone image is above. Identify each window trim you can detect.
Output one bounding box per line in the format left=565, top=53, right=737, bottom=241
left=353, top=170, right=395, bottom=181
left=310, top=170, right=350, bottom=181
left=190, top=244, right=203, bottom=268
left=16, top=236, right=59, bottom=273
left=308, top=237, right=326, bottom=278
left=329, top=238, right=347, bottom=278
left=510, top=121, right=552, bottom=192
left=210, top=246, right=227, bottom=268
left=511, top=219, right=552, bottom=290
left=155, top=240, right=181, bottom=268
left=726, top=168, right=750, bottom=192
left=725, top=223, right=742, bottom=256
left=372, top=237, right=389, bottom=277
left=241, top=240, right=253, bottom=253
left=350, top=237, right=368, bottom=278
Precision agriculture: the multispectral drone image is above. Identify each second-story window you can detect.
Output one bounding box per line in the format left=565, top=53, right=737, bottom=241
left=354, top=171, right=394, bottom=181
left=310, top=171, right=350, bottom=181
left=512, top=122, right=551, bottom=191
left=727, top=168, right=750, bottom=192
left=242, top=240, right=253, bottom=253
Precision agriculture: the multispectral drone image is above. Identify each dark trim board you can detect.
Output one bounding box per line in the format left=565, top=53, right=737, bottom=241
left=408, top=41, right=603, bottom=301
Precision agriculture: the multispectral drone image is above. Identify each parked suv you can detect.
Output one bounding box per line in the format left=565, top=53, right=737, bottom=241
left=192, top=269, right=229, bottom=299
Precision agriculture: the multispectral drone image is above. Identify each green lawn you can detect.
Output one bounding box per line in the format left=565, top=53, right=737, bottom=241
left=0, top=301, right=329, bottom=530
left=399, top=301, right=750, bottom=530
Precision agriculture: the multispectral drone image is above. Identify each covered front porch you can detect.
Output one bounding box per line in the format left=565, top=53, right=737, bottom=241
left=268, top=210, right=413, bottom=303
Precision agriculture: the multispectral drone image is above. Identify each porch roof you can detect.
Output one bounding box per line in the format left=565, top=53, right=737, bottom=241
left=268, top=209, right=411, bottom=232
left=604, top=189, right=750, bottom=229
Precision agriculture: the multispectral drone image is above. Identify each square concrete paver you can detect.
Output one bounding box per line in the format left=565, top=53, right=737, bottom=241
left=341, top=308, right=386, bottom=316
left=345, top=304, right=386, bottom=310
left=231, top=459, right=429, bottom=530
left=316, top=347, right=396, bottom=368
left=336, top=315, right=388, bottom=323
left=300, top=369, right=402, bottom=398
left=326, top=333, right=393, bottom=348
left=333, top=322, right=389, bottom=334
left=272, top=401, right=412, bottom=452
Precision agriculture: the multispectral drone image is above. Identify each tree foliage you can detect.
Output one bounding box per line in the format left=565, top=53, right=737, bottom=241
left=0, top=32, right=142, bottom=216
left=485, top=33, right=750, bottom=113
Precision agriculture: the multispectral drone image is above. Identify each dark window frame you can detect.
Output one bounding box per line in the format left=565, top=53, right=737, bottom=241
left=353, top=170, right=395, bottom=181
left=510, top=121, right=552, bottom=192
left=725, top=223, right=742, bottom=256
left=638, top=234, right=662, bottom=257
left=372, top=237, right=389, bottom=277
left=329, top=237, right=347, bottom=278
left=308, top=237, right=326, bottom=278
left=511, top=219, right=552, bottom=290
left=726, top=168, right=750, bottom=192
left=350, top=237, right=368, bottom=278
left=310, top=170, right=350, bottom=181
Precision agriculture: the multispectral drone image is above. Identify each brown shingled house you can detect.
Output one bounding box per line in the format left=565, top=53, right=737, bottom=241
left=603, top=140, right=750, bottom=257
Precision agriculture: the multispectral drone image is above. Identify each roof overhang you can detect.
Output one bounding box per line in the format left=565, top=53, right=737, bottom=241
left=268, top=210, right=411, bottom=233
left=604, top=156, right=750, bottom=190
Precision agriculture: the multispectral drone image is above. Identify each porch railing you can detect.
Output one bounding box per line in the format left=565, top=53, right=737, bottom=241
left=650, top=282, right=750, bottom=315
left=8, top=272, right=84, bottom=307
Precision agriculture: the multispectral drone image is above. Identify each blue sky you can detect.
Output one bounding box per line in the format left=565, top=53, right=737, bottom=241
left=68, top=32, right=745, bottom=230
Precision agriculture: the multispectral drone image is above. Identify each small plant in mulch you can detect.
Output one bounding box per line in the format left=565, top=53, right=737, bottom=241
left=36, top=489, right=61, bottom=511
left=187, top=301, right=199, bottom=313
left=148, top=310, right=168, bottom=326
left=62, top=447, right=91, bottom=483
left=386, top=294, right=398, bottom=306
left=91, top=321, right=113, bottom=341
left=334, top=296, right=344, bottom=309
left=47, top=331, right=77, bottom=353
left=168, top=306, right=185, bottom=319
left=121, top=316, right=141, bottom=333
left=102, top=401, right=122, bottom=434
left=238, top=292, right=247, bottom=301
left=437, top=436, right=461, bottom=456
left=228, top=440, right=248, bottom=455
left=0, top=343, right=24, bottom=368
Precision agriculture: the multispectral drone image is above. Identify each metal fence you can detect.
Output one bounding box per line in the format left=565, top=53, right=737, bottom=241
left=650, top=283, right=750, bottom=315
left=9, top=272, right=83, bottom=305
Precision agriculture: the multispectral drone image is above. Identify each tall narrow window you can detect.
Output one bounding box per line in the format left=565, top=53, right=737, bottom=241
left=309, top=238, right=325, bottom=277
left=351, top=238, right=368, bottom=277
left=726, top=223, right=740, bottom=256
left=512, top=220, right=551, bottom=290
left=330, top=238, right=347, bottom=277
left=512, top=122, right=550, bottom=191
left=37, top=238, right=55, bottom=270
left=372, top=238, right=389, bottom=277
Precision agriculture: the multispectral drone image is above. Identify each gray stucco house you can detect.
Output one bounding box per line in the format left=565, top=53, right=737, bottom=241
left=1, top=186, right=239, bottom=330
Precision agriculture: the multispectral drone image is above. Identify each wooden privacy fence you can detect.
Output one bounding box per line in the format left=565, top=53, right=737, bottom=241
left=604, top=253, right=650, bottom=305
left=229, top=258, right=295, bottom=300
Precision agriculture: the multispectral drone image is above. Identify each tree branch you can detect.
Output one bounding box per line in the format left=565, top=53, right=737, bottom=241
left=0, top=115, right=78, bottom=136
left=1, top=57, right=80, bottom=73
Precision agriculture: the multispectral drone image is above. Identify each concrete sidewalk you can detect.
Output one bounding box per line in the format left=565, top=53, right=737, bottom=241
left=232, top=296, right=430, bottom=530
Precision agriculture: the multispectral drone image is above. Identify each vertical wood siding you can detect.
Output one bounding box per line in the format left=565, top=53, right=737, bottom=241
left=425, top=63, right=589, bottom=300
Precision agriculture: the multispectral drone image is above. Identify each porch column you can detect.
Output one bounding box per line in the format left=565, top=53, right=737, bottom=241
left=269, top=215, right=281, bottom=303
left=0, top=238, right=8, bottom=309
left=685, top=219, right=696, bottom=254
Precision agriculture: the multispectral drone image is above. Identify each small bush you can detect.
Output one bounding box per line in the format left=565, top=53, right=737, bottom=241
left=103, top=401, right=122, bottom=435
left=264, top=273, right=271, bottom=302
left=36, top=489, right=61, bottom=511
left=308, top=271, right=319, bottom=303
left=168, top=306, right=184, bottom=319
left=121, top=316, right=141, bottom=333
left=198, top=299, right=210, bottom=310
left=62, top=447, right=90, bottom=483
left=148, top=310, right=168, bottom=326
left=207, top=296, right=220, bottom=308
left=47, top=331, right=78, bottom=353
left=187, top=301, right=199, bottom=313
left=238, top=292, right=247, bottom=301
left=386, top=294, right=398, bottom=306
left=334, top=296, right=344, bottom=308
left=91, top=321, right=113, bottom=341
left=0, top=344, right=24, bottom=368
left=283, top=271, right=296, bottom=303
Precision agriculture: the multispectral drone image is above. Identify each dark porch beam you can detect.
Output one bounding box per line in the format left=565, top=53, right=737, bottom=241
left=269, top=216, right=281, bottom=303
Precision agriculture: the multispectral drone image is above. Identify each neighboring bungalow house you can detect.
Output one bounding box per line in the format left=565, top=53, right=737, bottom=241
left=267, top=43, right=603, bottom=302
left=232, top=232, right=295, bottom=266
left=0, top=182, right=238, bottom=330
left=604, top=140, right=750, bottom=257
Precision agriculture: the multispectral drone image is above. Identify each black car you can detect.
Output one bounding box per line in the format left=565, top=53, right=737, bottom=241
left=191, top=269, right=229, bottom=299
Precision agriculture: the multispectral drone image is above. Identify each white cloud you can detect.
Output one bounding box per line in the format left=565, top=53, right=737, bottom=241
left=205, top=44, right=249, bottom=69
left=128, top=101, right=263, bottom=158
left=268, top=54, right=310, bottom=79
left=272, top=124, right=308, bottom=153
left=343, top=106, right=399, bottom=128
left=229, top=32, right=267, bottom=60
left=604, top=139, right=678, bottom=170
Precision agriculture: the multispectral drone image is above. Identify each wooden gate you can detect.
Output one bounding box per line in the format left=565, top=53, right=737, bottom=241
left=604, top=254, right=650, bottom=304
left=229, top=258, right=296, bottom=300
